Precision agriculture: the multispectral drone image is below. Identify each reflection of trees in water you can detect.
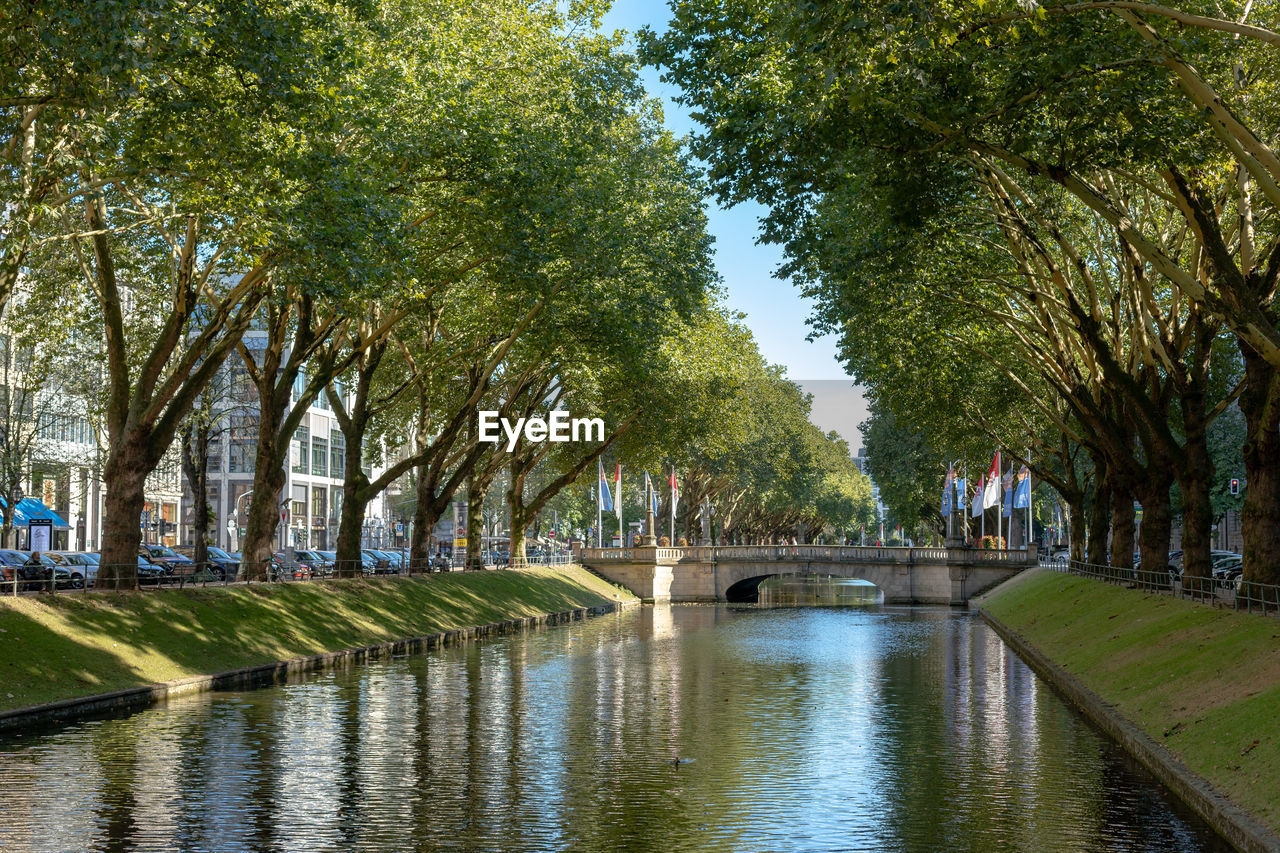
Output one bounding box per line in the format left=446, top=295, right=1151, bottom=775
left=0, top=608, right=1229, bottom=852
left=873, top=612, right=1225, bottom=852
left=759, top=574, right=881, bottom=606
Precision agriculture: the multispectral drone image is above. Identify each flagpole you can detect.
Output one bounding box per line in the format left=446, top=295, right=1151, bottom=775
left=1026, top=447, right=1033, bottom=553
left=670, top=465, right=676, bottom=544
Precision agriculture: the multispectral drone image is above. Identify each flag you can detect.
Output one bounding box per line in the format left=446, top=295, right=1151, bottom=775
left=1002, top=473, right=1014, bottom=518
left=598, top=459, right=613, bottom=513
left=1013, top=465, right=1032, bottom=509
left=941, top=467, right=954, bottom=517
left=983, top=451, right=1001, bottom=509
left=955, top=477, right=967, bottom=510
left=970, top=478, right=984, bottom=517
left=669, top=468, right=679, bottom=512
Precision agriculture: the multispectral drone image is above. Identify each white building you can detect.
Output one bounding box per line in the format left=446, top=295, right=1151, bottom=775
left=191, top=348, right=394, bottom=554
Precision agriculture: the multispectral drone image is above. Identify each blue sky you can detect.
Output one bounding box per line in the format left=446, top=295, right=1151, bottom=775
left=597, top=1, right=870, bottom=449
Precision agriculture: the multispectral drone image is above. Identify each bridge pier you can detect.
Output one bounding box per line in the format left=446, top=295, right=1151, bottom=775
left=578, top=545, right=1034, bottom=605
left=579, top=547, right=683, bottom=602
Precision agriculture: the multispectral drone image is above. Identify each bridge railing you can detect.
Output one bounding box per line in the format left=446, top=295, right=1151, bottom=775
left=580, top=545, right=1034, bottom=565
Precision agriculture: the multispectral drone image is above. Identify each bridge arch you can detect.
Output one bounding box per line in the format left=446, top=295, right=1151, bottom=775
left=725, top=572, right=883, bottom=604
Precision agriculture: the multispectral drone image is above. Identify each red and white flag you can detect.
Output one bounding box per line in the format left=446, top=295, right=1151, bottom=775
left=983, top=451, right=1002, bottom=509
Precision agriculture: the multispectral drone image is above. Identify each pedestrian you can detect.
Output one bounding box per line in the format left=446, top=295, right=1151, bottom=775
left=25, top=550, right=50, bottom=593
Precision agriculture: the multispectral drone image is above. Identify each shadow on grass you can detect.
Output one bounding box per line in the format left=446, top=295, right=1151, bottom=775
left=0, top=569, right=622, bottom=723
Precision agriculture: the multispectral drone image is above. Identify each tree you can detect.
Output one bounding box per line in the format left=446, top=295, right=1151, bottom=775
left=644, top=0, right=1280, bottom=582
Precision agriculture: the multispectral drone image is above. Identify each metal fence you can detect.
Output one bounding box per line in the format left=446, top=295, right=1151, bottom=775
left=3, top=553, right=580, bottom=596
left=1044, top=557, right=1280, bottom=616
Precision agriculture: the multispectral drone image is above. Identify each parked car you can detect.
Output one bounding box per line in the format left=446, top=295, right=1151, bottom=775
left=171, top=545, right=240, bottom=581
left=294, top=549, right=334, bottom=577
left=136, top=555, right=172, bottom=585
left=362, top=549, right=403, bottom=573
left=372, top=549, right=405, bottom=571
left=45, top=551, right=99, bottom=588
left=1213, top=556, right=1243, bottom=583
left=0, top=550, right=54, bottom=591
left=1211, top=551, right=1242, bottom=570
left=330, top=550, right=378, bottom=575
left=139, top=545, right=197, bottom=578
left=268, top=552, right=312, bottom=581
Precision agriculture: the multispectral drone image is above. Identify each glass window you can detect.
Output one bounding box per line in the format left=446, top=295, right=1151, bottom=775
left=293, top=426, right=309, bottom=473
left=330, top=429, right=345, bottom=478
left=311, top=435, right=328, bottom=477
left=228, top=414, right=258, bottom=474
left=229, top=442, right=255, bottom=473
left=311, top=486, right=327, bottom=527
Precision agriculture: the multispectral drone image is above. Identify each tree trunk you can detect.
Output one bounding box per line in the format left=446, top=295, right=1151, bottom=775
left=1110, top=483, right=1135, bottom=570
left=1086, top=468, right=1111, bottom=566
left=1133, top=478, right=1173, bottom=585
left=1238, top=346, right=1280, bottom=585
left=332, top=423, right=368, bottom=576
left=97, top=449, right=150, bottom=590
left=466, top=476, right=487, bottom=569
left=241, top=452, right=288, bottom=580
left=333, top=473, right=367, bottom=577
left=409, top=467, right=440, bottom=571
left=508, top=461, right=529, bottom=566
left=240, top=403, right=287, bottom=580
left=1068, top=502, right=1086, bottom=562
left=180, top=421, right=212, bottom=569
left=1175, top=453, right=1213, bottom=583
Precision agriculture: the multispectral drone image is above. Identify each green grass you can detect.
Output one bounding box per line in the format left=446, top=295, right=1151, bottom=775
left=0, top=567, right=636, bottom=714
left=981, top=570, right=1280, bottom=833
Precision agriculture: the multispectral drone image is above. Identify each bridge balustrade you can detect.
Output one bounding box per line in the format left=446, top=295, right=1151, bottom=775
left=579, top=545, right=1021, bottom=565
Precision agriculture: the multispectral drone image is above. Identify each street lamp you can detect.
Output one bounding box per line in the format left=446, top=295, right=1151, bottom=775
left=232, top=490, right=253, bottom=550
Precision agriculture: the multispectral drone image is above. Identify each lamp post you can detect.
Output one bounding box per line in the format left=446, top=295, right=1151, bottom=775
left=233, top=490, right=253, bottom=552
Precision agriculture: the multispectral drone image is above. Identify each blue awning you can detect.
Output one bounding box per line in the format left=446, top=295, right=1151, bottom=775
left=0, top=497, right=71, bottom=529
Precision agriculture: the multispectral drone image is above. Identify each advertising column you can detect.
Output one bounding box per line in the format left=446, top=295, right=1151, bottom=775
left=452, top=500, right=468, bottom=569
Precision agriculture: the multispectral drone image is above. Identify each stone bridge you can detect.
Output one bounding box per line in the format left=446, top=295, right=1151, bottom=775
left=578, top=545, right=1035, bottom=605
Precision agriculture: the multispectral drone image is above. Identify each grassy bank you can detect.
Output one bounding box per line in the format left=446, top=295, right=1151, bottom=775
left=0, top=566, right=635, bottom=714
left=980, top=570, right=1280, bottom=834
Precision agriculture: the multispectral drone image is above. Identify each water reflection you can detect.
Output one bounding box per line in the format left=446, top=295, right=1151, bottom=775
left=0, top=606, right=1229, bottom=852
left=759, top=575, right=881, bottom=607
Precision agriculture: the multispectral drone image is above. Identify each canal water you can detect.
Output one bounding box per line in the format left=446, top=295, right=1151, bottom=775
left=0, top=605, right=1229, bottom=852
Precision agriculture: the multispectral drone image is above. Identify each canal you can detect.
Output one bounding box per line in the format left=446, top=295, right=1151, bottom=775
left=0, top=605, right=1229, bottom=852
